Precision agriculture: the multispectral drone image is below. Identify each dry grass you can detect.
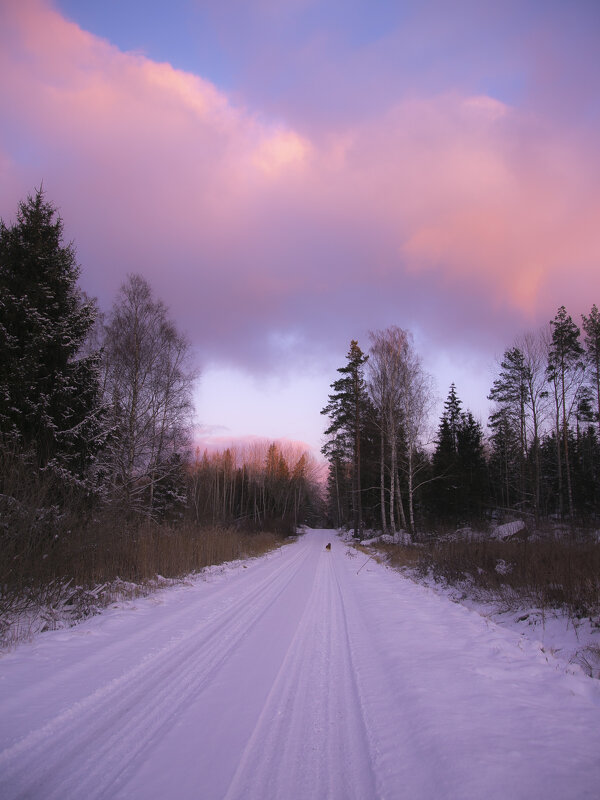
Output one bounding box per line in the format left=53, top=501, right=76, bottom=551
left=0, top=444, right=288, bottom=647
left=1, top=510, right=284, bottom=647
left=59, top=521, right=281, bottom=586
left=2, top=518, right=282, bottom=589
left=377, top=537, right=600, bottom=618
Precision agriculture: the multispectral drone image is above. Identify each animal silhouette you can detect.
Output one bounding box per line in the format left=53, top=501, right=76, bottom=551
left=325, top=543, right=331, bottom=550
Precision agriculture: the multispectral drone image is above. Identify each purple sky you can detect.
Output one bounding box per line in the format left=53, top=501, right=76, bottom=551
left=1, top=0, right=599, bottom=458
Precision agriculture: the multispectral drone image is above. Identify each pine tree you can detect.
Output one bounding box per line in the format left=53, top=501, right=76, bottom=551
left=488, top=347, right=530, bottom=509
left=0, top=189, right=105, bottom=482
left=321, top=340, right=369, bottom=536
left=546, top=306, right=585, bottom=518
left=488, top=406, right=520, bottom=511
left=322, top=435, right=350, bottom=528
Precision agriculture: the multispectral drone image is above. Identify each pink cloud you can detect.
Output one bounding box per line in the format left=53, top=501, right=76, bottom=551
left=303, top=93, right=600, bottom=317
left=1, top=0, right=599, bottom=378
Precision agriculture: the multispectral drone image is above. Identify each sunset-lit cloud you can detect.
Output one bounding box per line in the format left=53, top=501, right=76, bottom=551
left=1, top=0, right=599, bottom=451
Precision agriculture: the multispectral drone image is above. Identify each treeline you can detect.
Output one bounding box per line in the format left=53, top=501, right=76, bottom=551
left=189, top=442, right=322, bottom=533
left=321, top=313, right=600, bottom=536
left=0, top=190, right=320, bottom=599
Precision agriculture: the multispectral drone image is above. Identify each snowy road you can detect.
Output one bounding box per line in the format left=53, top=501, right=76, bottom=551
left=1, top=529, right=599, bottom=799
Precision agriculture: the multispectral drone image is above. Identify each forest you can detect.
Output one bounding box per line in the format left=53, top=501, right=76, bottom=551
left=321, top=315, right=600, bottom=536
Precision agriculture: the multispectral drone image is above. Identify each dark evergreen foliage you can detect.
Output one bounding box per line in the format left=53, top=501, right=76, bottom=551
left=321, top=340, right=371, bottom=534
left=547, top=306, right=585, bottom=518
left=582, top=304, right=600, bottom=431
left=0, top=189, right=105, bottom=482
left=431, top=385, right=487, bottom=523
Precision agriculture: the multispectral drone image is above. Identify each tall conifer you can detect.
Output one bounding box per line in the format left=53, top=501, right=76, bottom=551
left=321, top=340, right=369, bottom=536
left=582, top=304, right=600, bottom=435
left=547, top=306, right=585, bottom=518
left=0, top=189, right=104, bottom=480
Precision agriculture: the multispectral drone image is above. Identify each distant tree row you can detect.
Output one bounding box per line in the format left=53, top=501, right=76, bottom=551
left=189, top=442, right=322, bottom=533
left=0, top=189, right=320, bottom=542
left=321, top=311, right=600, bottom=536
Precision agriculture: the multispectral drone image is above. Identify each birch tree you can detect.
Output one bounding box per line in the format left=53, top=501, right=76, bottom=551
left=368, top=327, right=432, bottom=536
left=397, top=339, right=434, bottom=534
left=368, top=328, right=407, bottom=533
left=102, top=274, right=195, bottom=513
left=516, top=329, right=551, bottom=519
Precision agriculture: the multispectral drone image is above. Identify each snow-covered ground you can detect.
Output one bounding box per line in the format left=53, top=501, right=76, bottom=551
left=351, top=529, right=600, bottom=681
left=408, top=569, right=600, bottom=681
left=1, top=528, right=599, bottom=799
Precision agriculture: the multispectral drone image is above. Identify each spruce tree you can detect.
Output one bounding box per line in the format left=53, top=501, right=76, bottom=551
left=432, top=387, right=461, bottom=519
left=456, top=411, right=487, bottom=519
left=0, top=189, right=104, bottom=481
left=582, top=304, right=600, bottom=434
left=433, top=385, right=486, bottom=523
left=443, top=383, right=463, bottom=451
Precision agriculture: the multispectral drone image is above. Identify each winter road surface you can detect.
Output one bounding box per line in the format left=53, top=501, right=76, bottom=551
left=1, top=529, right=599, bottom=800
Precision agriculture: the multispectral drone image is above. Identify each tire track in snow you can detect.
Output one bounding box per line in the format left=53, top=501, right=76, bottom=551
left=223, top=538, right=378, bottom=800
left=5, top=530, right=598, bottom=799
left=0, top=539, right=313, bottom=800
left=332, top=546, right=452, bottom=798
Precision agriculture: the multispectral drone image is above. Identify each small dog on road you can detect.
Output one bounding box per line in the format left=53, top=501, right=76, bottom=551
left=325, top=543, right=331, bottom=550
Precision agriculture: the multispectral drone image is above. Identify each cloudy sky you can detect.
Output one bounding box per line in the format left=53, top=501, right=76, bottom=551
left=1, top=0, right=599, bottom=458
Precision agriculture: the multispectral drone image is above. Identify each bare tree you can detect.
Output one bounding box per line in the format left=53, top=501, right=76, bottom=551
left=187, top=440, right=321, bottom=531
left=396, top=337, right=435, bottom=535
left=368, top=327, right=433, bottom=535
left=515, top=328, right=552, bottom=519
left=102, top=274, right=196, bottom=513
left=368, top=328, right=406, bottom=533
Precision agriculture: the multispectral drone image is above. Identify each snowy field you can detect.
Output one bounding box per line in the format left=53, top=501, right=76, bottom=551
left=1, top=528, right=599, bottom=799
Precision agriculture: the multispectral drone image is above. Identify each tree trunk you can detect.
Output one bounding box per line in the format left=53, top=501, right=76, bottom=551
left=561, top=367, right=575, bottom=518
left=389, top=419, right=397, bottom=532
left=354, top=374, right=363, bottom=537
left=407, top=448, right=415, bottom=537
left=379, top=423, right=387, bottom=534
left=553, top=382, right=563, bottom=518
